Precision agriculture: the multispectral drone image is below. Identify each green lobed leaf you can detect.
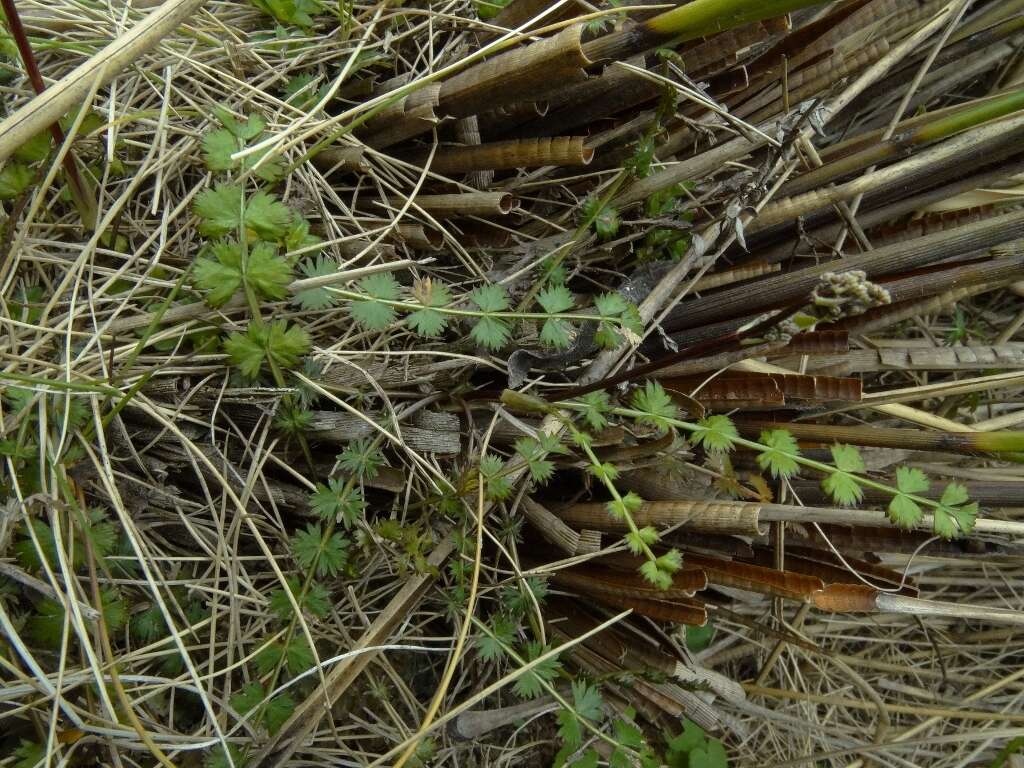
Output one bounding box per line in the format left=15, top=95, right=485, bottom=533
left=269, top=576, right=331, bottom=619
left=684, top=623, right=715, bottom=653
left=194, top=183, right=245, bottom=236
left=540, top=317, right=574, bottom=348
left=132, top=603, right=165, bottom=643
left=557, top=708, right=583, bottom=750
left=693, top=414, right=738, bottom=454
left=689, top=738, right=728, bottom=768
left=515, top=437, right=556, bottom=484
left=337, top=438, right=386, bottom=480
left=625, top=526, right=658, bottom=554
left=667, top=718, right=707, bottom=757
left=756, top=429, right=800, bottom=479
left=822, top=470, right=863, bottom=507
left=14, top=132, right=53, bottom=164
left=606, top=491, right=643, bottom=521
left=611, top=711, right=644, bottom=749
left=471, top=316, right=511, bottom=351
left=230, top=681, right=264, bottom=717
left=194, top=241, right=243, bottom=307
left=830, top=443, right=865, bottom=473
left=246, top=242, right=293, bottom=301
left=639, top=559, right=672, bottom=590
left=470, top=283, right=509, bottom=313
left=888, top=466, right=929, bottom=529
left=224, top=321, right=311, bottom=380
left=0, top=163, right=35, bottom=199
left=593, top=292, right=627, bottom=318
left=476, top=614, right=516, bottom=662
left=575, top=390, right=611, bottom=432
left=407, top=306, right=447, bottom=337
left=469, top=284, right=512, bottom=350
left=13, top=740, right=46, bottom=768
left=503, top=576, right=549, bottom=616
left=656, top=549, right=682, bottom=574
left=284, top=217, right=322, bottom=256
left=513, top=641, right=561, bottom=699
left=202, top=129, right=239, bottom=172
left=933, top=482, right=978, bottom=539
left=349, top=273, right=401, bottom=330
left=479, top=453, right=512, bottom=501
left=582, top=196, right=620, bottom=240
left=631, top=381, right=677, bottom=432
left=588, top=461, right=619, bottom=483
left=290, top=523, right=350, bottom=577
left=821, top=444, right=866, bottom=506
left=264, top=694, right=295, bottom=734
left=294, top=255, right=340, bottom=310
left=245, top=191, right=293, bottom=239
left=309, top=478, right=347, bottom=521
left=537, top=284, right=574, bottom=315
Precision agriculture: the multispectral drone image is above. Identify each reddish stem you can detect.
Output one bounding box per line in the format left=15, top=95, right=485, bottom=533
left=1, top=0, right=90, bottom=204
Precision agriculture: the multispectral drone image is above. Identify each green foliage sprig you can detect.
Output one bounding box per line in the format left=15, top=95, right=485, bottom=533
left=564, top=381, right=979, bottom=539
left=320, top=278, right=641, bottom=352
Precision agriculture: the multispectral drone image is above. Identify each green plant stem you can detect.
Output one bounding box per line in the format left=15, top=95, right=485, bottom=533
left=593, top=403, right=965, bottom=519
left=324, top=287, right=625, bottom=326
left=559, top=417, right=660, bottom=566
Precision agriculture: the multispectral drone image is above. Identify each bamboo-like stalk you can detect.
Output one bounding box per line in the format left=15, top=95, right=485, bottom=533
left=476, top=100, right=549, bottom=135
left=420, top=136, right=593, bottom=173
left=954, top=0, right=1024, bottom=43
left=578, top=590, right=708, bottom=626
left=837, top=281, right=1005, bottom=337
left=739, top=39, right=891, bottom=123
left=778, top=344, right=1024, bottom=374
left=438, top=25, right=592, bottom=119
left=555, top=500, right=766, bottom=536
left=489, top=0, right=582, bottom=33
left=810, top=583, right=879, bottom=613
left=862, top=16, right=1024, bottom=109
left=359, top=85, right=444, bottom=149
left=752, top=112, right=1024, bottom=232
left=734, top=420, right=1024, bottom=454
left=581, top=0, right=835, bottom=63
left=684, top=18, right=790, bottom=79
left=393, top=224, right=443, bottom=251
left=755, top=156, right=1024, bottom=264
left=875, top=252, right=1024, bottom=305
left=550, top=565, right=708, bottom=600
left=758, top=503, right=1024, bottom=537
left=454, top=115, right=493, bottom=190
left=667, top=207, right=1024, bottom=332
left=577, top=530, right=601, bottom=554
left=621, top=0, right=959, bottom=213
left=874, top=593, right=1024, bottom=626
left=0, top=0, right=207, bottom=164
left=815, top=586, right=1024, bottom=625
left=403, top=192, right=517, bottom=217
left=521, top=497, right=583, bottom=555
left=692, top=262, right=782, bottom=291
left=520, top=54, right=661, bottom=137
left=783, top=87, right=1024, bottom=197
left=311, top=146, right=369, bottom=174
